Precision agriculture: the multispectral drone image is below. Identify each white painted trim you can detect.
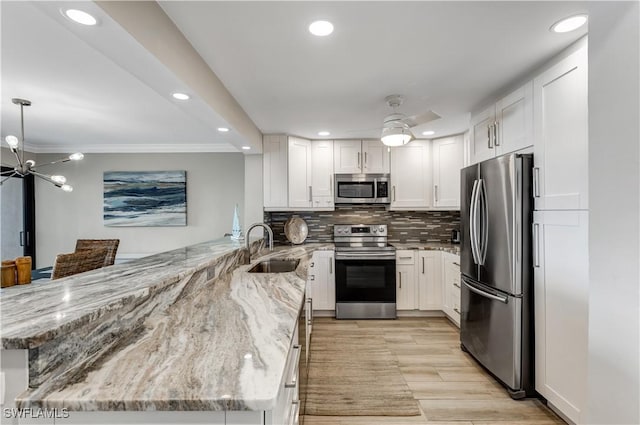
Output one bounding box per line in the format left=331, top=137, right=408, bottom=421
left=397, top=310, right=445, bottom=318
left=23, top=143, right=240, bottom=154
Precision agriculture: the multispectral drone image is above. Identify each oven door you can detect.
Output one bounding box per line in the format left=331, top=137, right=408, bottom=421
left=335, top=256, right=396, bottom=302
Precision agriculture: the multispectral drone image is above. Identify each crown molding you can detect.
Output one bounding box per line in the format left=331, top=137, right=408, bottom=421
left=22, top=143, right=240, bottom=154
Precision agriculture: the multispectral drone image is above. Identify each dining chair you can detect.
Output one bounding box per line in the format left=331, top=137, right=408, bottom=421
left=75, top=239, right=120, bottom=266
left=51, top=247, right=109, bottom=280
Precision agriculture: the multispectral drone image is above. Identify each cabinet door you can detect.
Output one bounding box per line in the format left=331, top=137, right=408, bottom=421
left=396, top=251, right=416, bottom=310
left=310, top=251, right=335, bottom=311
left=263, top=134, right=288, bottom=208
left=418, top=251, right=442, bottom=310
left=390, top=140, right=432, bottom=208
left=362, top=139, right=390, bottom=174
left=288, top=136, right=312, bottom=208
left=496, top=82, right=533, bottom=156
left=533, top=210, right=588, bottom=424
left=441, top=253, right=461, bottom=320
left=432, top=135, right=464, bottom=208
left=533, top=46, right=588, bottom=211
left=333, top=140, right=362, bottom=173
left=311, top=140, right=335, bottom=209
left=470, top=104, right=496, bottom=164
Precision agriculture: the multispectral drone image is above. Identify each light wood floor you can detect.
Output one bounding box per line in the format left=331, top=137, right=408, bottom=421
left=303, top=317, right=564, bottom=425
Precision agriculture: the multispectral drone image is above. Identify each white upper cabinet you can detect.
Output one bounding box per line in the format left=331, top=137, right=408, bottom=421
left=263, top=134, right=288, bottom=209
left=432, top=135, right=464, bottom=209
left=362, top=139, right=390, bottom=173
left=533, top=46, right=588, bottom=211
left=334, top=139, right=390, bottom=174
left=288, top=136, right=312, bottom=208
left=390, top=140, right=432, bottom=209
left=470, top=82, right=533, bottom=165
left=496, top=82, right=533, bottom=156
left=311, top=140, right=334, bottom=209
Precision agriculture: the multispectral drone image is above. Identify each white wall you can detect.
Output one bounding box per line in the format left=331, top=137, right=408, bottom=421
left=587, top=2, right=640, bottom=424
left=34, top=152, right=244, bottom=267
left=243, top=154, right=264, bottom=228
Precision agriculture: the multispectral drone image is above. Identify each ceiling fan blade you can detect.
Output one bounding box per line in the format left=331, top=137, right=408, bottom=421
left=403, top=110, right=441, bottom=128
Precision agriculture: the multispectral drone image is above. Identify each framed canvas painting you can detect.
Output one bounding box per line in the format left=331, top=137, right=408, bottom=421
left=103, top=171, right=186, bottom=227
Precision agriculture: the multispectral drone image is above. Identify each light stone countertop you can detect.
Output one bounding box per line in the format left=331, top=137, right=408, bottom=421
left=3, top=238, right=331, bottom=412
left=391, top=242, right=460, bottom=256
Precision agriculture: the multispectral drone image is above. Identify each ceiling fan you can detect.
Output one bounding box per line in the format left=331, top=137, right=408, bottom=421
left=380, top=95, right=440, bottom=147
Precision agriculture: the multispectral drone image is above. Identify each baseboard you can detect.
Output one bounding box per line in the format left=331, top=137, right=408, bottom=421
left=397, top=310, right=445, bottom=317
left=313, top=310, right=335, bottom=317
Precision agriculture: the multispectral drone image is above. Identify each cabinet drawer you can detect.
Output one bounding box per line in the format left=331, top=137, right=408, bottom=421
left=396, top=251, right=415, bottom=265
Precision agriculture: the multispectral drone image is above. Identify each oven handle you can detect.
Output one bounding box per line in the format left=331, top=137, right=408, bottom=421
left=335, top=252, right=396, bottom=261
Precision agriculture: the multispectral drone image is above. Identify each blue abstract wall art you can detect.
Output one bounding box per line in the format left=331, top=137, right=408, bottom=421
left=103, top=171, right=187, bottom=227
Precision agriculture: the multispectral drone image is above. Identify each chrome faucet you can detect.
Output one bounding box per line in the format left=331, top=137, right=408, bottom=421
left=245, top=223, right=274, bottom=261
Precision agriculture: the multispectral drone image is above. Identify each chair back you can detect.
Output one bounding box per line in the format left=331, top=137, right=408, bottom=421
left=51, top=247, right=109, bottom=280
left=75, top=239, right=120, bottom=266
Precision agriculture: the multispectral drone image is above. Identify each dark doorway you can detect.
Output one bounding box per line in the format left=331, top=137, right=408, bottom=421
left=1, top=166, right=36, bottom=268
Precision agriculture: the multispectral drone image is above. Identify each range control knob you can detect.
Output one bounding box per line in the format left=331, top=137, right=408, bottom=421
left=372, top=228, right=378, bottom=233
left=379, top=226, right=385, bottom=233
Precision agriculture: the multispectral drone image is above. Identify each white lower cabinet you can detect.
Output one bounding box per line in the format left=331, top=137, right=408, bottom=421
left=533, top=210, right=588, bottom=424
left=396, top=251, right=417, bottom=310
left=307, top=250, right=335, bottom=312
left=441, top=252, right=461, bottom=327
left=417, top=251, right=443, bottom=310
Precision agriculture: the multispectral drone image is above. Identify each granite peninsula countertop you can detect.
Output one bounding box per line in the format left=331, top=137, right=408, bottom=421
left=391, top=242, right=460, bottom=255
left=2, top=238, right=331, bottom=412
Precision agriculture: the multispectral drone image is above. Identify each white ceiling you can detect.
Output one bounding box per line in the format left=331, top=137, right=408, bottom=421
left=1, top=1, right=589, bottom=153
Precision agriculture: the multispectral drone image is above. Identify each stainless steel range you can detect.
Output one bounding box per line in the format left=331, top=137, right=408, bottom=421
left=334, top=224, right=396, bottom=319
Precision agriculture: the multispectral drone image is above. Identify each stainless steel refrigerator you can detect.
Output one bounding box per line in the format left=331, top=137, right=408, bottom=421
left=460, top=153, right=535, bottom=399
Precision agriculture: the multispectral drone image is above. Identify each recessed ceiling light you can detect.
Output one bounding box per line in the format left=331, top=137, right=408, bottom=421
left=218, top=127, right=230, bottom=132
left=172, top=92, right=190, bottom=100
left=422, top=130, right=435, bottom=136
left=550, top=14, right=588, bottom=33
left=63, top=9, right=97, bottom=26
left=317, top=131, right=330, bottom=136
left=242, top=146, right=251, bottom=150
left=309, top=20, right=334, bottom=37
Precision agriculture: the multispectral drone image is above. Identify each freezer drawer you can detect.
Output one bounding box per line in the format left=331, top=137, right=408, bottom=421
left=460, top=277, right=522, bottom=391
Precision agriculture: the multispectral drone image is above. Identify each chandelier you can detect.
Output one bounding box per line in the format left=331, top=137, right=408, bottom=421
left=1, top=98, right=83, bottom=191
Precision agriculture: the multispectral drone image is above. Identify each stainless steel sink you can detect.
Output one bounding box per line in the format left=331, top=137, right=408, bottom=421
left=247, top=259, right=300, bottom=273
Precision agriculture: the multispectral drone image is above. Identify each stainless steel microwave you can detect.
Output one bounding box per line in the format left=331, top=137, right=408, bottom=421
left=334, top=174, right=390, bottom=204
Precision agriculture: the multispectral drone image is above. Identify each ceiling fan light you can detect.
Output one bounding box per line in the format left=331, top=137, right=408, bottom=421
left=61, top=184, right=73, bottom=192
left=69, top=152, right=84, bottom=161
left=381, top=125, right=413, bottom=147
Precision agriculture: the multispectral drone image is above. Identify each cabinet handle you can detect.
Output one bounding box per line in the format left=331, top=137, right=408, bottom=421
left=309, top=275, right=315, bottom=281
left=533, top=223, right=540, bottom=268
left=487, top=125, right=493, bottom=149
left=392, top=186, right=396, bottom=202
left=422, top=257, right=425, bottom=274
left=452, top=262, right=460, bottom=267
left=494, top=121, right=500, bottom=146
left=329, top=258, right=332, bottom=274
left=19, top=231, right=24, bottom=247
left=398, top=256, right=412, bottom=260
left=364, top=151, right=368, bottom=168
left=284, top=345, right=301, bottom=388
left=330, top=175, right=333, bottom=196
left=453, top=283, right=461, bottom=289
left=434, top=184, right=439, bottom=203
left=533, top=167, right=540, bottom=198
left=357, top=152, right=361, bottom=169
left=310, top=262, right=314, bottom=267
left=454, top=308, right=461, bottom=315
left=308, top=186, right=312, bottom=202
left=399, top=272, right=402, bottom=288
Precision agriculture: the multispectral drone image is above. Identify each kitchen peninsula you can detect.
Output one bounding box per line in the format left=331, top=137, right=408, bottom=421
left=1, top=237, right=329, bottom=424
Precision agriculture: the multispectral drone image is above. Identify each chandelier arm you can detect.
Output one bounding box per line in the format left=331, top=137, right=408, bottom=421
left=30, top=171, right=62, bottom=188
left=1, top=168, right=17, bottom=175
left=11, top=149, right=24, bottom=169
left=0, top=172, right=18, bottom=185
left=30, top=158, right=72, bottom=169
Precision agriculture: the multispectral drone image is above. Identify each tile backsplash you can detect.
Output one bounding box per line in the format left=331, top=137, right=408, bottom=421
left=265, top=206, right=460, bottom=244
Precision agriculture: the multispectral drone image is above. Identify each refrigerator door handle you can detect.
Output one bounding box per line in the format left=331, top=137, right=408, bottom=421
left=478, top=178, right=489, bottom=265
left=469, top=179, right=480, bottom=264
left=463, top=279, right=508, bottom=304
